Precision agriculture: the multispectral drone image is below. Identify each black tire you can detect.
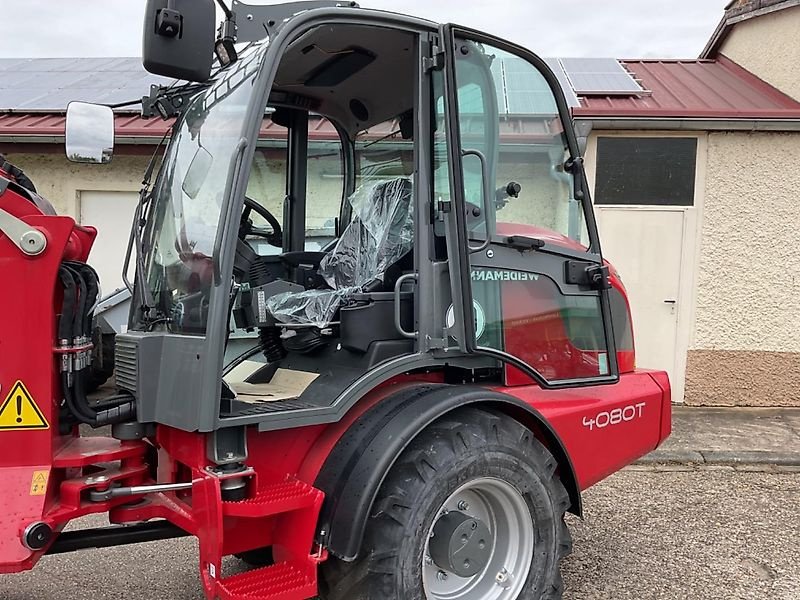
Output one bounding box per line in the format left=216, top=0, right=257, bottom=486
left=320, top=407, right=573, bottom=600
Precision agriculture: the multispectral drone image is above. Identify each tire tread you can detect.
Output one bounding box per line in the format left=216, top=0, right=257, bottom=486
left=320, top=407, right=573, bottom=600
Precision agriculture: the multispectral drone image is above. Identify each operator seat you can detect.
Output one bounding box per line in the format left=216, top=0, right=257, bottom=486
left=266, top=177, right=413, bottom=327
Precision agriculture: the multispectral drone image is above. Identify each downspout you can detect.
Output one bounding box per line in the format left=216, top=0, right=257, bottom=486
left=551, top=119, right=593, bottom=241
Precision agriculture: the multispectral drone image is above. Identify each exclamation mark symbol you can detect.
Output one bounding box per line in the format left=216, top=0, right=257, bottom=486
left=16, top=394, right=22, bottom=423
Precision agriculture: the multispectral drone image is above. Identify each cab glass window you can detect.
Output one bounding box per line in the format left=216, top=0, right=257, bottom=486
left=245, top=115, right=344, bottom=254
left=454, top=42, right=588, bottom=248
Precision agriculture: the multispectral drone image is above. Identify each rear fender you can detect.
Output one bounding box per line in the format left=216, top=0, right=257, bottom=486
left=312, top=384, right=581, bottom=561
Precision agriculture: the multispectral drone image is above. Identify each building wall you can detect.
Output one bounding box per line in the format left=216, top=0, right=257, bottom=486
left=719, top=5, right=800, bottom=101
left=687, top=130, right=800, bottom=406
left=584, top=130, right=706, bottom=405
left=5, top=152, right=150, bottom=218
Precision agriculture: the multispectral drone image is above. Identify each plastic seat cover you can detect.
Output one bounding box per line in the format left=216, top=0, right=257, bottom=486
left=266, top=178, right=413, bottom=327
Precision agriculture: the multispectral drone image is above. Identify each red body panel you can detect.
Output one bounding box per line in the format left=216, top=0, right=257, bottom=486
left=496, top=371, right=670, bottom=489
left=0, top=182, right=96, bottom=573
left=0, top=180, right=671, bottom=599
left=494, top=221, right=636, bottom=383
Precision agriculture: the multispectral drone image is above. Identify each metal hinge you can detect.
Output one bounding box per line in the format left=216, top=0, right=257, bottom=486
left=565, top=261, right=611, bottom=290
left=564, top=156, right=584, bottom=172
left=423, top=45, right=444, bottom=72
left=426, top=335, right=447, bottom=350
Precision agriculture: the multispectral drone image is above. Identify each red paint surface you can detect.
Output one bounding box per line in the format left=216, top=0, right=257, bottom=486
left=0, top=182, right=98, bottom=572
left=493, top=221, right=636, bottom=384
left=495, top=370, right=669, bottom=489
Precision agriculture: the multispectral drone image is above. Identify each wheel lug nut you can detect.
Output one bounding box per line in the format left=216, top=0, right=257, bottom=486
left=457, top=500, right=469, bottom=511
left=425, top=555, right=433, bottom=565
left=437, top=570, right=448, bottom=581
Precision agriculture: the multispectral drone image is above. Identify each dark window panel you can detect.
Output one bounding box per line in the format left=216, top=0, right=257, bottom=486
left=595, top=137, right=697, bottom=206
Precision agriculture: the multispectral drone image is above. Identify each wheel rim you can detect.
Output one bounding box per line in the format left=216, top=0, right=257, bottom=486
left=422, top=477, right=534, bottom=600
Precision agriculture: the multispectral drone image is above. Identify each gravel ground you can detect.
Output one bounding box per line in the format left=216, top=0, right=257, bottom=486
left=562, top=468, right=800, bottom=600
left=0, top=468, right=797, bottom=599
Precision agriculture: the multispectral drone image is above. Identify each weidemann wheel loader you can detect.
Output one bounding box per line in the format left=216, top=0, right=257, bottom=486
left=0, top=1, right=671, bottom=598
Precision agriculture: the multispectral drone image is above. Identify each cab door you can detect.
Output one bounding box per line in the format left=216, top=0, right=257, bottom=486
left=436, top=26, right=619, bottom=387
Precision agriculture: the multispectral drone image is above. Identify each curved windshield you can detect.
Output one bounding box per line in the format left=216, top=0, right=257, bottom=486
left=139, top=43, right=267, bottom=334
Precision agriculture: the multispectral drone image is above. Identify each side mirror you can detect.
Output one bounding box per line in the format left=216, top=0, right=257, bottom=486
left=65, top=102, right=115, bottom=164
left=143, top=0, right=216, bottom=83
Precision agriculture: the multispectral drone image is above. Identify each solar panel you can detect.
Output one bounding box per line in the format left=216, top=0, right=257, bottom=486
left=543, top=58, right=580, bottom=108
left=559, top=57, right=643, bottom=95
left=491, top=55, right=579, bottom=115
left=0, top=58, right=176, bottom=111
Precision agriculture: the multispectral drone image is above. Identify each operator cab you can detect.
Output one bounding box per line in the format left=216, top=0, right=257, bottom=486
left=129, top=22, right=423, bottom=419
left=69, top=3, right=625, bottom=433
left=224, top=25, right=420, bottom=413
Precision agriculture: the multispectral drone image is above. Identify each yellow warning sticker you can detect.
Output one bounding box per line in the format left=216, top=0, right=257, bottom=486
left=30, top=470, right=49, bottom=496
left=0, top=381, right=49, bottom=431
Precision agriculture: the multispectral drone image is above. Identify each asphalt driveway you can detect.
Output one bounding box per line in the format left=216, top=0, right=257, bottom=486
left=1, top=468, right=797, bottom=599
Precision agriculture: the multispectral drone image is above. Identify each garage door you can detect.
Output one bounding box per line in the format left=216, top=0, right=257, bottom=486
left=79, top=191, right=139, bottom=292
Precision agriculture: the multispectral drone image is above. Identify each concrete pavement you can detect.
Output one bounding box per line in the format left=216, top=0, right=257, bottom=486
left=640, top=406, right=800, bottom=466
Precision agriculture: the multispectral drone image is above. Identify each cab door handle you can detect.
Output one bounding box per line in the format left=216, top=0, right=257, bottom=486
left=461, top=148, right=493, bottom=254
left=663, top=299, right=676, bottom=304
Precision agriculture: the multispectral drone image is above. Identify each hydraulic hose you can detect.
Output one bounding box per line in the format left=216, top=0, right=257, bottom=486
left=57, top=267, right=96, bottom=424
left=0, top=153, right=36, bottom=193
left=57, top=263, right=136, bottom=427
left=70, top=262, right=100, bottom=337
left=56, top=267, right=76, bottom=342
left=64, top=265, right=87, bottom=339
left=62, top=264, right=99, bottom=422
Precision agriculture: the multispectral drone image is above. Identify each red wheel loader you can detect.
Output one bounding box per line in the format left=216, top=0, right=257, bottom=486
left=0, top=2, right=671, bottom=598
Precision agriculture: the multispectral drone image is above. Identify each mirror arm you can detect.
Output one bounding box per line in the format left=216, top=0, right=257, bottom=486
left=214, top=0, right=234, bottom=18
left=141, top=84, right=203, bottom=120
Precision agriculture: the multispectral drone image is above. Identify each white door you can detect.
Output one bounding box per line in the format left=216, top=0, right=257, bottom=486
left=79, top=191, right=139, bottom=293
left=596, top=208, right=685, bottom=399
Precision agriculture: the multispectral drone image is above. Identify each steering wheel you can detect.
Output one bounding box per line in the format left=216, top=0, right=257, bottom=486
left=241, top=196, right=282, bottom=247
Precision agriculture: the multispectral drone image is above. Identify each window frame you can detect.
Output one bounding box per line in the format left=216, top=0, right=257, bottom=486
left=437, top=23, right=620, bottom=388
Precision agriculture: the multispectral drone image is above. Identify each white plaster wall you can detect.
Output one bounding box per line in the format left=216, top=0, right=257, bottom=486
left=719, top=6, right=800, bottom=100
left=5, top=153, right=151, bottom=218
left=693, top=130, right=800, bottom=352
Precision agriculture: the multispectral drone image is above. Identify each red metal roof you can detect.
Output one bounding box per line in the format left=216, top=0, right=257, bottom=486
left=0, top=113, right=173, bottom=140
left=0, top=112, right=559, bottom=143
left=4, top=54, right=799, bottom=138
left=574, top=56, right=800, bottom=120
